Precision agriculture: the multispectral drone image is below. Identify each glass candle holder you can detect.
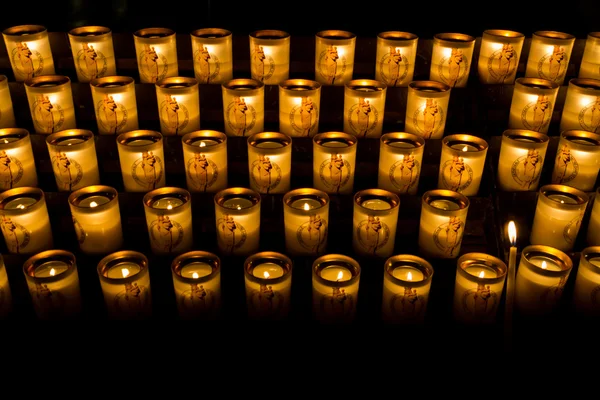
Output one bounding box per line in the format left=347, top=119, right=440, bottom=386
left=477, top=29, right=525, bottom=85
left=313, top=131, right=357, bottom=195
left=133, top=27, right=178, bottom=83
left=190, top=28, right=233, bottom=84
left=249, top=29, right=290, bottom=85
left=182, top=130, right=227, bottom=193
left=68, top=25, right=117, bottom=82
left=405, top=80, right=451, bottom=140
left=530, top=184, right=589, bottom=252
left=247, top=132, right=292, bottom=195
left=90, top=76, right=139, bottom=135
left=515, top=244, right=573, bottom=316
left=312, top=254, right=361, bottom=324
left=171, top=251, right=221, bottom=320
left=438, top=134, right=489, bottom=196
left=46, top=129, right=100, bottom=192
left=155, top=77, right=200, bottom=136
left=508, top=77, right=559, bottom=134
left=579, top=32, right=600, bottom=80
left=25, top=75, right=76, bottom=134
left=68, top=185, right=123, bottom=255
left=283, top=188, right=330, bottom=256
left=221, top=78, right=264, bottom=137
left=214, top=187, right=261, bottom=256
left=0, top=187, right=53, bottom=255
left=525, top=31, right=575, bottom=86
left=551, top=130, right=600, bottom=191
left=0, top=75, right=16, bottom=128
left=418, top=189, right=470, bottom=259
left=244, top=251, right=293, bottom=320
left=343, top=79, right=387, bottom=139
left=0, top=255, right=11, bottom=318
left=378, top=132, right=425, bottom=195
left=559, top=78, right=600, bottom=134
left=497, top=129, right=550, bottom=191
left=573, top=246, right=600, bottom=317
left=278, top=79, right=321, bottom=137
left=375, top=31, right=418, bottom=88
left=382, top=254, right=433, bottom=324
left=587, top=187, right=600, bottom=245
left=97, top=250, right=152, bottom=320
left=315, top=30, right=356, bottom=86
left=353, top=188, right=400, bottom=258
left=2, top=25, right=54, bottom=81
left=116, top=130, right=165, bottom=192
left=453, top=252, right=507, bottom=324
left=0, top=128, right=38, bottom=189
left=430, top=33, right=476, bottom=88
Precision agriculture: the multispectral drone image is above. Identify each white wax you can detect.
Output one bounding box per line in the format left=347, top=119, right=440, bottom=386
left=251, top=263, right=284, bottom=279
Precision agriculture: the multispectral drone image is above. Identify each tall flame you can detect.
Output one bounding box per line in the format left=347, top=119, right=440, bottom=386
left=407, top=271, right=413, bottom=281
left=50, top=268, right=56, bottom=276
left=462, top=145, right=468, bottom=152
left=508, top=221, right=517, bottom=246
left=121, top=268, right=130, bottom=278
left=541, top=261, right=547, bottom=270
left=303, top=203, right=310, bottom=211
left=478, top=270, right=485, bottom=278
left=263, top=271, right=270, bottom=279
left=336, top=271, right=344, bottom=281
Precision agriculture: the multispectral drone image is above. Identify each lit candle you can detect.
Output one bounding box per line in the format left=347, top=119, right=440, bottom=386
left=508, top=78, right=559, bottom=134
left=525, top=31, right=575, bottom=86
left=438, top=134, right=488, bottom=196
left=116, top=130, right=166, bottom=192
left=505, top=221, right=518, bottom=332
left=559, top=79, right=600, bottom=134
left=0, top=128, right=38, bottom=189
left=247, top=132, right=292, bottom=194
left=378, top=132, right=425, bottom=195
left=221, top=78, right=264, bottom=137
left=573, top=247, right=600, bottom=317
left=24, top=75, right=76, bottom=134
left=404, top=80, right=451, bottom=140
left=315, top=30, right=356, bottom=86
left=97, top=250, right=152, bottom=320
left=375, top=31, right=418, bottom=88
left=579, top=32, right=600, bottom=80
left=214, top=187, right=261, bottom=256
left=430, top=33, right=476, bottom=88
left=278, top=79, right=321, bottom=137
left=0, top=187, right=53, bottom=254
left=249, top=30, right=290, bottom=85
left=2, top=25, right=55, bottom=82
left=587, top=186, right=600, bottom=245
left=90, top=76, right=139, bottom=135
left=155, top=77, right=200, bottom=136
left=343, top=79, right=387, bottom=139
left=68, top=25, right=116, bottom=82
left=0, top=255, right=12, bottom=318
left=550, top=129, right=600, bottom=191
left=313, top=132, right=357, bottom=195
left=283, top=188, right=329, bottom=256
left=182, top=130, right=228, bottom=193
left=353, top=189, right=400, bottom=258
left=190, top=28, right=233, bottom=84
left=477, top=29, right=525, bottom=85
left=0, top=75, right=16, bottom=128
left=133, top=27, right=178, bottom=83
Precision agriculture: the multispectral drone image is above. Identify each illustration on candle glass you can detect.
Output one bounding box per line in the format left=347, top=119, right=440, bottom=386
left=51, top=152, right=82, bottom=191
left=11, top=42, right=43, bottom=80
left=180, top=282, right=217, bottom=315
left=290, top=97, right=318, bottom=136
left=319, top=45, right=345, bottom=85
left=347, top=98, right=378, bottom=138
left=389, top=154, right=420, bottom=194
left=0, top=215, right=30, bottom=254
left=248, top=283, right=284, bottom=318
left=297, top=214, right=328, bottom=254
left=380, top=47, right=408, bottom=87
left=438, top=48, right=467, bottom=88
left=564, top=210, right=585, bottom=245
left=461, top=282, right=498, bottom=319
left=139, top=44, right=168, bottom=83
left=538, top=45, right=567, bottom=83
left=0, top=150, right=24, bottom=190
left=217, top=214, right=247, bottom=254
left=551, top=144, right=578, bottom=184
left=488, top=43, right=516, bottom=83
left=319, top=154, right=351, bottom=193
left=131, top=151, right=163, bottom=191
left=160, top=95, right=189, bottom=135
left=32, top=94, right=64, bottom=134
left=541, top=275, right=567, bottom=307
left=390, top=287, right=425, bottom=319
left=511, top=149, right=543, bottom=189
left=194, top=45, right=220, bottom=84
left=251, top=44, right=274, bottom=82
left=187, top=153, right=218, bottom=192
left=521, top=95, right=551, bottom=132
left=149, top=215, right=184, bottom=253
left=114, top=281, right=149, bottom=318
left=97, top=94, right=128, bottom=134
left=320, top=286, right=354, bottom=319
left=76, top=43, right=107, bottom=80
left=226, top=96, right=256, bottom=136
left=440, top=155, right=473, bottom=192
left=433, top=216, right=464, bottom=257
left=251, top=154, right=281, bottom=194
left=356, top=215, right=390, bottom=255
left=72, top=217, right=85, bottom=245
left=413, top=98, right=444, bottom=139
left=33, top=282, right=65, bottom=319
left=577, top=97, right=600, bottom=133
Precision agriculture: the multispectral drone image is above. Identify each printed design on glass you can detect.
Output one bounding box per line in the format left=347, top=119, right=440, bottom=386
left=114, top=281, right=149, bottom=317
left=131, top=151, right=163, bottom=190
left=440, top=155, right=473, bottom=192
left=0, top=215, right=30, bottom=254
left=461, top=282, right=499, bottom=318
left=180, top=283, right=217, bottom=313
left=33, top=282, right=65, bottom=318
left=380, top=46, right=409, bottom=87
left=487, top=43, right=517, bottom=83
left=217, top=214, right=247, bottom=254
left=289, top=97, right=318, bottom=136
left=0, top=150, right=24, bottom=190
left=521, top=95, right=552, bottom=132
left=251, top=44, right=275, bottom=82
left=319, top=154, right=351, bottom=193
left=194, top=45, right=220, bottom=84
left=389, top=155, right=420, bottom=193
left=433, top=216, right=464, bottom=257
left=11, top=42, right=43, bottom=80
left=564, top=210, right=584, bottom=245
left=413, top=98, right=444, bottom=139
left=248, top=284, right=285, bottom=318
left=552, top=144, right=578, bottom=184
left=187, top=153, right=218, bottom=192
left=159, top=95, right=189, bottom=135
left=32, top=95, right=64, bottom=134
left=75, top=43, right=107, bottom=80
left=318, top=45, right=346, bottom=85
left=356, top=215, right=390, bottom=255
left=540, top=275, right=567, bottom=306
left=537, top=45, right=568, bottom=82
left=319, top=286, right=354, bottom=317
left=138, top=44, right=168, bottom=83
left=577, top=97, right=600, bottom=133
left=251, top=154, right=281, bottom=194
left=149, top=215, right=184, bottom=253
left=226, top=96, right=256, bottom=136
left=511, top=150, right=543, bottom=189
left=296, top=214, right=328, bottom=254
left=347, top=98, right=378, bottom=138
left=390, top=288, right=425, bottom=319
left=438, top=48, right=468, bottom=87
left=96, top=95, right=128, bottom=134
left=51, top=152, right=82, bottom=191
left=72, top=216, right=85, bottom=245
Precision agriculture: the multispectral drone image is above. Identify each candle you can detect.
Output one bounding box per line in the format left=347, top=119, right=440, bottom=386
left=559, top=79, right=600, bottom=135
left=430, top=33, right=476, bottom=88
left=550, top=130, right=600, bottom=191
left=0, top=128, right=38, bottom=189
left=190, top=28, right=233, bottom=84
left=172, top=251, right=221, bottom=320
left=579, top=32, right=600, bottom=80
left=116, top=130, right=165, bottom=192
left=155, top=77, right=200, bottom=136
left=515, top=245, right=573, bottom=316
left=0, top=187, right=53, bottom=254
left=214, top=187, right=261, bottom=256
left=133, top=27, right=178, bottom=83
left=278, top=79, right=322, bottom=137
left=45, top=129, right=100, bottom=191
left=530, top=184, right=589, bottom=252
left=249, top=30, right=290, bottom=85
left=2, top=25, right=55, bottom=81
left=453, top=253, right=507, bottom=324
left=23, top=250, right=82, bottom=320
left=343, top=79, right=387, bottom=139
left=90, top=76, right=139, bottom=135
left=477, top=30, right=525, bottom=85
left=315, top=30, right=356, bottom=86
left=525, top=31, right=575, bottom=86
left=375, top=31, right=418, bottom=88
left=508, top=78, right=559, bottom=134
left=496, top=129, right=550, bottom=191
left=68, top=26, right=116, bottom=82
left=0, top=255, right=12, bottom=318
left=0, top=75, right=16, bottom=128
left=247, top=132, right=292, bottom=194
left=283, top=188, right=330, bottom=256
left=353, top=189, right=400, bottom=258
left=313, top=132, right=357, bottom=195
left=404, top=80, right=451, bottom=140
left=573, top=247, right=600, bottom=317
left=24, top=75, right=76, bottom=134
left=505, top=221, right=518, bottom=332
left=221, top=78, right=264, bottom=137
left=378, top=132, right=425, bottom=195
left=244, top=252, right=293, bottom=320
left=587, top=187, right=600, bottom=245
left=418, top=189, right=470, bottom=259
left=437, top=134, right=488, bottom=196
left=182, top=130, right=228, bottom=193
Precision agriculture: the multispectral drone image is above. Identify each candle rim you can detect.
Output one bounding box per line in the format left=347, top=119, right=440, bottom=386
left=191, top=27, right=232, bottom=39
left=69, top=185, right=118, bottom=211
left=502, top=129, right=549, bottom=145
left=581, top=247, right=600, bottom=272
left=482, top=29, right=525, bottom=40
left=381, top=132, right=425, bottom=149
left=443, top=134, right=489, bottom=152
left=408, top=80, right=450, bottom=93
left=520, top=245, right=573, bottom=276
left=313, top=131, right=357, bottom=148
left=279, top=79, right=321, bottom=92
left=354, top=188, right=400, bottom=211
left=222, top=78, right=264, bottom=92
left=249, top=29, right=291, bottom=41
left=68, top=25, right=112, bottom=39
left=134, top=27, right=176, bottom=40
left=433, top=32, right=476, bottom=45
left=172, top=251, right=221, bottom=284
left=117, top=130, right=163, bottom=148
left=313, top=254, right=360, bottom=287
left=283, top=188, right=329, bottom=210
left=155, top=76, right=199, bottom=91
left=457, top=253, right=507, bottom=283
left=422, top=189, right=470, bottom=212
left=46, top=129, right=95, bottom=151
left=567, top=78, right=600, bottom=93
left=25, top=74, right=71, bottom=89
left=143, top=187, right=191, bottom=210
left=90, top=75, right=135, bottom=89
left=346, top=79, right=387, bottom=92
left=244, top=252, right=292, bottom=284
left=0, top=128, right=30, bottom=148
left=3, top=24, right=47, bottom=38
left=539, top=184, right=588, bottom=207
left=385, top=255, right=433, bottom=287
left=561, top=130, right=600, bottom=148
left=532, top=30, right=576, bottom=42
left=248, top=132, right=292, bottom=150
left=377, top=31, right=418, bottom=42
left=315, top=30, right=356, bottom=41
left=515, top=77, right=560, bottom=91
left=182, top=130, right=227, bottom=149
left=23, top=250, right=76, bottom=283
left=0, top=186, right=44, bottom=214
left=215, top=187, right=261, bottom=212
left=97, top=250, right=148, bottom=283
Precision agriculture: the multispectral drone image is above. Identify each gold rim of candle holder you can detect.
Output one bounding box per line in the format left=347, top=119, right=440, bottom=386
left=567, top=78, right=600, bottom=93
left=283, top=188, right=329, bottom=211
left=533, top=31, right=575, bottom=42
left=97, top=250, right=149, bottom=284
left=515, top=77, right=559, bottom=91
left=182, top=130, right=227, bottom=151
left=172, top=251, right=221, bottom=285
left=90, top=75, right=135, bottom=90
left=313, top=254, right=360, bottom=287
left=0, top=128, right=30, bottom=150
left=0, top=75, right=7, bottom=84
left=155, top=76, right=199, bottom=93
left=143, top=187, right=191, bottom=211
left=442, top=134, right=489, bottom=152
left=24, top=75, right=71, bottom=90
left=68, top=26, right=112, bottom=40
left=377, top=31, right=418, bottom=42
left=538, top=184, right=589, bottom=208
left=561, top=130, right=600, bottom=149
left=46, top=129, right=95, bottom=152
left=214, top=187, right=261, bottom=214
left=384, top=254, right=433, bottom=288
left=191, top=28, right=232, bottom=39
left=381, top=132, right=426, bottom=149
left=247, top=131, right=292, bottom=150
left=250, top=29, right=290, bottom=41
left=408, top=80, right=451, bottom=94
left=279, top=79, right=321, bottom=92
left=586, top=32, right=600, bottom=41
left=313, top=131, right=357, bottom=149
left=23, top=250, right=77, bottom=284
left=68, top=185, right=119, bottom=213
left=456, top=252, right=507, bottom=284
left=0, top=187, right=45, bottom=214
left=316, top=30, right=356, bottom=41
left=117, top=130, right=163, bottom=149
left=520, top=245, right=573, bottom=276
left=354, top=188, right=400, bottom=213
left=502, top=129, right=550, bottom=146
left=422, top=189, right=470, bottom=213
left=580, top=246, right=600, bottom=273
left=346, top=79, right=387, bottom=92
left=433, top=32, right=476, bottom=46
left=482, top=29, right=525, bottom=40
left=133, top=27, right=176, bottom=42
left=2, top=25, right=47, bottom=40
left=244, top=251, right=293, bottom=285
left=222, top=78, right=264, bottom=94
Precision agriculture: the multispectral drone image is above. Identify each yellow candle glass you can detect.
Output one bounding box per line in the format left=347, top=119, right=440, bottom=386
left=90, top=76, right=139, bottom=135
left=477, top=29, right=524, bottom=85
left=313, top=131, right=357, bottom=195
left=438, top=134, right=488, bottom=196
left=551, top=130, right=600, bottom=191
left=525, top=31, right=575, bottom=86
left=497, top=129, right=549, bottom=192
left=221, top=78, right=264, bottom=137
left=508, top=77, right=559, bottom=134
left=430, top=33, right=476, bottom=88
left=214, top=187, right=261, bottom=257
left=249, top=30, right=290, bottom=85
left=278, top=79, right=321, bottom=137
left=405, top=80, right=451, bottom=140
left=2, top=25, right=54, bottom=82
left=247, top=132, right=292, bottom=195
left=68, top=26, right=116, bottom=82
left=25, top=75, right=76, bottom=134
left=378, top=132, right=425, bottom=195
left=587, top=187, right=600, bottom=246
left=343, top=79, right=387, bottom=139
left=353, top=188, right=400, bottom=258
left=0, top=128, right=38, bottom=190
left=133, top=27, right=178, bottom=83
left=116, top=130, right=165, bottom=192
left=0, top=254, right=11, bottom=318
left=579, top=32, right=600, bottom=80
left=0, top=75, right=16, bottom=128
left=375, top=31, right=418, bottom=88
left=559, top=78, right=600, bottom=134
left=315, top=30, right=356, bottom=86
left=190, top=28, right=233, bottom=85
left=574, top=247, right=600, bottom=317
left=283, top=188, right=329, bottom=257
left=155, top=77, right=200, bottom=136
left=182, top=130, right=227, bottom=193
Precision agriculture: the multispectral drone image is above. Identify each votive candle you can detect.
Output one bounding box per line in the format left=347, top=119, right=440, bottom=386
left=214, top=187, right=261, bottom=256
left=438, top=134, right=488, bottom=196
left=133, top=27, right=178, bottom=83
left=181, top=130, right=227, bottom=193
left=375, top=31, right=418, bottom=88
left=0, top=128, right=38, bottom=189
left=25, top=75, right=76, bottom=134
left=116, top=130, right=165, bottom=192
left=221, top=78, right=264, bottom=137
left=90, top=76, right=139, bottom=135
left=283, top=188, right=330, bottom=256
left=405, top=80, right=451, bottom=140
left=313, top=131, right=357, bottom=195
left=68, top=25, right=116, bottom=82
left=247, top=132, right=292, bottom=194
left=155, top=76, right=200, bottom=136
left=315, top=30, right=356, bottom=86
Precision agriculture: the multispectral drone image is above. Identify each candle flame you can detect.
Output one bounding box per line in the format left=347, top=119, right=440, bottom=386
left=336, top=271, right=343, bottom=281
left=167, top=204, right=173, bottom=210
left=508, top=221, right=517, bottom=246
left=478, top=271, right=485, bottom=278
left=50, top=268, right=56, bottom=276
left=18, top=204, right=25, bottom=209
left=462, top=145, right=468, bottom=152
left=3, top=139, right=8, bottom=144
left=264, top=271, right=270, bottom=279
left=90, top=201, right=98, bottom=208
left=303, top=203, right=310, bottom=211
left=200, top=141, right=206, bottom=148
left=407, top=271, right=413, bottom=281
left=237, top=206, right=242, bottom=210
left=121, top=268, right=130, bottom=278
left=192, top=272, right=199, bottom=279
left=541, top=261, right=547, bottom=270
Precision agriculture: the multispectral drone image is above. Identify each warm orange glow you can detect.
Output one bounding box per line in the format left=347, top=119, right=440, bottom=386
left=121, top=268, right=130, bottom=278
left=90, top=201, right=98, bottom=208
left=167, top=204, right=173, bottom=210
left=50, top=268, right=56, bottom=276
left=462, top=145, right=468, bottom=152
left=192, top=272, right=199, bottom=279
left=264, top=271, right=270, bottom=279
left=478, top=271, right=485, bottom=278
left=407, top=271, right=413, bottom=281
left=200, top=141, right=206, bottom=148
left=336, top=271, right=344, bottom=281
left=508, top=221, right=517, bottom=246
left=541, top=261, right=547, bottom=270
left=303, top=203, right=310, bottom=211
